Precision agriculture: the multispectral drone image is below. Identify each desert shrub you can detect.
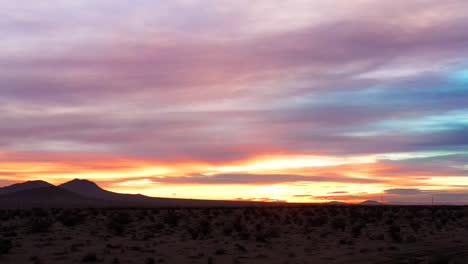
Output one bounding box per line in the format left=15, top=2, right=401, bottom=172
left=145, top=257, right=156, bottom=264
left=222, top=225, right=233, bottom=236
left=0, top=239, right=12, bottom=254
left=255, top=232, right=267, bottom=242
left=235, top=243, right=247, bottom=252
left=308, top=215, right=328, bottom=227
left=428, top=254, right=454, bottom=264
left=374, top=233, right=385, bottom=240
left=351, top=225, right=364, bottom=238
left=163, top=212, right=180, bottom=228
left=32, top=208, right=49, bottom=218
left=338, top=238, right=354, bottom=245
left=331, top=218, right=347, bottom=232
left=147, top=223, right=164, bottom=233
left=405, top=234, right=417, bottom=243
left=208, top=256, right=214, bottom=264
left=256, top=226, right=280, bottom=243
left=238, top=232, right=250, bottom=240
left=189, top=220, right=211, bottom=239
left=215, top=248, right=226, bottom=255
left=198, top=220, right=211, bottom=237
left=82, top=252, right=98, bottom=262
left=107, top=212, right=132, bottom=235
left=29, top=256, right=42, bottom=264
left=388, top=224, right=402, bottom=243
left=233, top=217, right=247, bottom=233
left=57, top=211, right=86, bottom=227
left=30, top=218, right=52, bottom=233
left=410, top=222, right=421, bottom=232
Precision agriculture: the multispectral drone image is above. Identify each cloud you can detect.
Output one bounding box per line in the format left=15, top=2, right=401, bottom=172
left=1, top=0, right=468, bottom=201
left=150, top=173, right=383, bottom=185
left=385, top=188, right=423, bottom=195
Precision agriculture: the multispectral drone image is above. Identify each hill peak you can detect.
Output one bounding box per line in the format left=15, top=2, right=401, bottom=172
left=0, top=180, right=54, bottom=195
left=327, top=201, right=347, bottom=205
left=60, top=179, right=100, bottom=187
left=360, top=200, right=383, bottom=205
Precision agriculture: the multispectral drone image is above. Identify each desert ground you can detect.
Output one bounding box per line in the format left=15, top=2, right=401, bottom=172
left=1, top=206, right=468, bottom=264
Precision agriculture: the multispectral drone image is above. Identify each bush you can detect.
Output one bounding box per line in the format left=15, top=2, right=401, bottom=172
left=163, top=212, right=180, bottom=228
left=145, top=257, right=156, bottom=264
left=58, top=212, right=86, bottom=227
left=0, top=239, right=12, bottom=254
left=30, top=218, right=52, bottom=233
left=215, top=248, right=226, bottom=255
left=82, top=252, right=98, bottom=262
left=331, top=218, right=346, bottom=232
left=351, top=225, right=363, bottom=238
left=388, top=224, right=402, bottom=243
left=428, top=254, right=454, bottom=264
left=107, top=212, right=132, bottom=235
left=308, top=215, right=328, bottom=227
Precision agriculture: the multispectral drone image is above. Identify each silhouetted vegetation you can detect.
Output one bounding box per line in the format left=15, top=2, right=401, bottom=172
left=81, top=252, right=98, bottom=262
left=0, top=239, right=12, bottom=254
left=30, top=218, right=52, bottom=233
left=0, top=206, right=467, bottom=263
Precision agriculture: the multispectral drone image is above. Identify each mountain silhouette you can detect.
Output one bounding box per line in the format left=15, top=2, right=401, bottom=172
left=360, top=200, right=383, bottom=205
left=59, top=179, right=123, bottom=200
left=0, top=179, right=265, bottom=208
left=326, top=201, right=348, bottom=205
left=0, top=180, right=53, bottom=195
left=0, top=186, right=105, bottom=208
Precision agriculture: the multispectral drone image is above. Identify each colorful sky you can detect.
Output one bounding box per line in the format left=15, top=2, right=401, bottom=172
left=1, top=0, right=468, bottom=204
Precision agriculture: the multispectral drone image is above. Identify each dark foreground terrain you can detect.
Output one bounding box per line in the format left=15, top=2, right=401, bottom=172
left=1, top=206, right=467, bottom=264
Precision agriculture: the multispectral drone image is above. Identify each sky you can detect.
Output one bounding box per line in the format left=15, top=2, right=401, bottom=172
left=1, top=0, right=468, bottom=204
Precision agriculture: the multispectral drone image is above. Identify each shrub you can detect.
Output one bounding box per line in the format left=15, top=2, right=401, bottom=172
left=145, top=257, right=156, bottom=264
left=308, top=215, right=328, bottom=227
left=215, top=248, right=226, bottom=255
left=331, top=218, right=346, bottom=232
left=388, top=224, right=402, bottom=243
left=428, top=254, right=454, bottom=264
left=58, top=212, right=86, bottom=227
left=82, top=252, right=98, bottom=262
left=351, top=225, right=363, bottom=238
left=163, top=212, right=180, bottom=228
left=0, top=239, right=12, bottom=254
left=30, top=218, right=52, bottom=233
left=107, top=212, right=132, bottom=235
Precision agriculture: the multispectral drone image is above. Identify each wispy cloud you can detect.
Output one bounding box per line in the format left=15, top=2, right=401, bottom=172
left=1, top=0, right=468, bottom=202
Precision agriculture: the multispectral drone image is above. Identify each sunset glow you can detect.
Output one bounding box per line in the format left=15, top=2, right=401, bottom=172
left=1, top=0, right=468, bottom=204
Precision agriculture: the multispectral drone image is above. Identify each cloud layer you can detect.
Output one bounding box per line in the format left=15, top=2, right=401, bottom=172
left=1, top=0, right=468, bottom=203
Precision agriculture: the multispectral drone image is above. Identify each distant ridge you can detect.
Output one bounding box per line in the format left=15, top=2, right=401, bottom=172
left=0, top=186, right=104, bottom=208
left=360, top=200, right=383, bottom=205
left=0, top=179, right=267, bottom=209
left=59, top=179, right=121, bottom=200
left=0, top=180, right=53, bottom=195
left=326, top=201, right=348, bottom=205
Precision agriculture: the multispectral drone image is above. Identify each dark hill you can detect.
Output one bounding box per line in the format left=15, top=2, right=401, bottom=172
left=59, top=179, right=123, bottom=201
left=0, top=179, right=267, bottom=208
left=0, top=186, right=105, bottom=208
left=0, top=180, right=53, bottom=195
left=360, top=200, right=383, bottom=205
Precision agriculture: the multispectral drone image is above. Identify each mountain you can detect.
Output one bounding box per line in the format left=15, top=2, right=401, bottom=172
left=0, top=179, right=266, bottom=208
left=0, top=186, right=105, bottom=208
left=59, top=179, right=122, bottom=201
left=58, top=179, right=193, bottom=206
left=360, top=200, right=383, bottom=205
left=326, top=201, right=348, bottom=205
left=0, top=180, right=53, bottom=195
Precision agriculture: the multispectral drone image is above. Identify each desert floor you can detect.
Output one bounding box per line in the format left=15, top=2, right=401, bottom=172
left=1, top=206, right=468, bottom=264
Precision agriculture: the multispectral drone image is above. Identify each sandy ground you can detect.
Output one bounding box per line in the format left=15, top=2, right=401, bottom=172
left=1, top=206, right=468, bottom=264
